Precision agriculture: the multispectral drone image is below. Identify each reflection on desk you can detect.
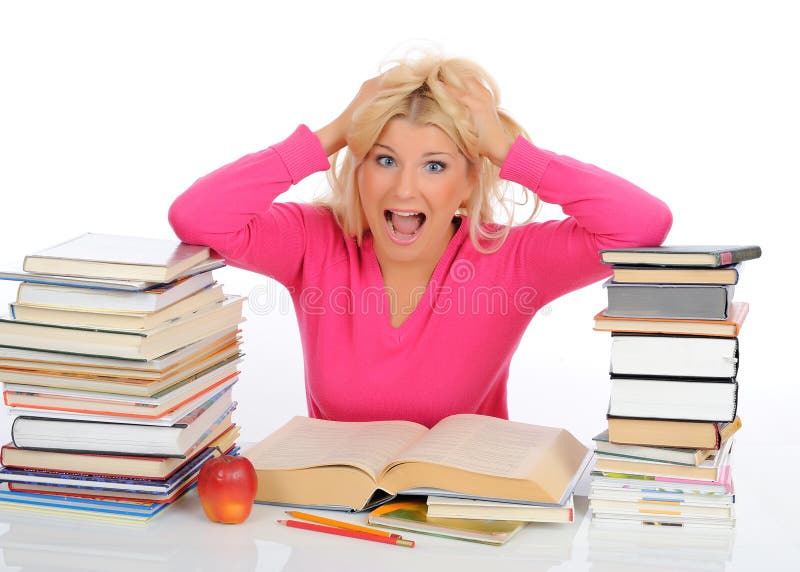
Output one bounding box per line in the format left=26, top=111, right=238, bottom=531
left=0, top=444, right=797, bottom=571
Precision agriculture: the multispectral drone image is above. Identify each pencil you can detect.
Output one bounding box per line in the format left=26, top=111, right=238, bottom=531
left=285, top=510, right=401, bottom=539
left=277, top=519, right=415, bottom=548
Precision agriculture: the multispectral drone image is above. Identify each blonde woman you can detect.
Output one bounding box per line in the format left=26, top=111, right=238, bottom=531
left=169, top=55, right=671, bottom=427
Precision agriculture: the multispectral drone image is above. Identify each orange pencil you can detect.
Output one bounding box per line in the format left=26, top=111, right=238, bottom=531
left=285, top=510, right=401, bottom=539
left=277, top=519, right=415, bottom=548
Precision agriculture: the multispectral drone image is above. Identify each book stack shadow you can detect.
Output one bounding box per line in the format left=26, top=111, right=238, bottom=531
left=0, top=233, right=245, bottom=524
left=588, top=245, right=761, bottom=529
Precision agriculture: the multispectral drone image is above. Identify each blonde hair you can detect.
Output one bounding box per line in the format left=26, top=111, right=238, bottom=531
left=318, top=55, right=538, bottom=253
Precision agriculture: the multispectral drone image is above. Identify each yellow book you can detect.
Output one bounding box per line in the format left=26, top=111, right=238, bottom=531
left=245, top=414, right=589, bottom=511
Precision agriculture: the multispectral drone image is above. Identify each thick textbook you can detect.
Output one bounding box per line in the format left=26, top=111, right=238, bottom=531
left=593, top=302, right=748, bottom=337
left=604, top=281, right=734, bottom=320
left=426, top=494, right=574, bottom=523
left=609, top=333, right=739, bottom=380
left=600, top=245, right=762, bottom=267
left=607, top=416, right=742, bottom=449
left=0, top=295, right=244, bottom=360
left=10, top=385, right=235, bottom=457
left=14, top=271, right=216, bottom=313
left=23, top=233, right=210, bottom=282
left=0, top=424, right=238, bottom=479
left=608, top=378, right=738, bottom=422
left=245, top=414, right=589, bottom=511
left=367, top=499, right=526, bottom=545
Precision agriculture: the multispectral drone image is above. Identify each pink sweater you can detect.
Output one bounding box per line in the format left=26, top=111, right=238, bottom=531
left=169, top=125, right=671, bottom=427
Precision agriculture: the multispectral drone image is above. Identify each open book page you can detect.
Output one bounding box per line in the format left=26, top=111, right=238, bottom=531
left=245, top=416, right=428, bottom=480
left=387, top=414, right=572, bottom=479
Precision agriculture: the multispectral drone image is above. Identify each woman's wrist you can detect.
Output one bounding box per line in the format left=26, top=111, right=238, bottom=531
left=314, top=119, right=347, bottom=156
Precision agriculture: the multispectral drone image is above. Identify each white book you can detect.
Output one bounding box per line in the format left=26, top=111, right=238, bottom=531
left=608, top=378, right=738, bottom=422
left=426, top=494, right=575, bottom=522
left=23, top=234, right=210, bottom=282
left=14, top=271, right=216, bottom=313
left=610, top=334, right=738, bottom=379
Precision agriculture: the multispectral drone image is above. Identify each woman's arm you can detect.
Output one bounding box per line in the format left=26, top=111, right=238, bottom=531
left=501, top=137, right=673, bottom=306
left=167, top=125, right=330, bottom=286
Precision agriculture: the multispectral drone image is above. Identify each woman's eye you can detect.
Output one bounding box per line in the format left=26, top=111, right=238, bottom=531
left=376, top=156, right=396, bottom=167
left=425, top=161, right=446, bottom=173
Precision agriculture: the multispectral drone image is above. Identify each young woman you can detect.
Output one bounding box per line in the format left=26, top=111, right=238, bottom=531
left=169, top=55, right=672, bottom=427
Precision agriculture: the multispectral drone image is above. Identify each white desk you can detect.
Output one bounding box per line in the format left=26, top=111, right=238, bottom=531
left=0, top=443, right=797, bottom=571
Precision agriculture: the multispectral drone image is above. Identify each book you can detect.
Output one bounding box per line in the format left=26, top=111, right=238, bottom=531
left=0, top=295, right=244, bottom=360
left=609, top=333, right=739, bottom=380
left=593, top=302, right=748, bottom=337
left=0, top=256, right=224, bottom=291
left=603, top=281, right=734, bottom=320
left=608, top=378, right=738, bottom=422
left=0, top=345, right=242, bottom=398
left=590, top=498, right=735, bottom=525
left=10, top=285, right=225, bottom=331
left=589, top=482, right=734, bottom=505
left=244, top=414, right=589, bottom=511
left=594, top=438, right=734, bottom=481
left=426, top=494, right=574, bottom=523
left=607, top=416, right=742, bottom=449
left=610, top=264, right=741, bottom=285
left=14, top=271, right=216, bottom=314
left=599, top=245, right=762, bottom=267
left=0, top=327, right=239, bottom=373
left=592, top=430, right=715, bottom=466
left=3, top=365, right=239, bottom=424
left=589, top=472, right=732, bottom=496
left=0, top=424, right=239, bottom=479
left=10, top=385, right=235, bottom=457
left=367, top=499, right=526, bottom=545
left=22, top=233, right=211, bottom=282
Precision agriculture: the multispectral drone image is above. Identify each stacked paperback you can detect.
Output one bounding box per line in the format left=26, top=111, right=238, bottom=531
left=0, top=233, right=244, bottom=523
left=589, top=245, right=761, bottom=528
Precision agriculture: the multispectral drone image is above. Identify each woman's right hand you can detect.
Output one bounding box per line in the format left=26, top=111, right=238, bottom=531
left=315, top=75, right=384, bottom=156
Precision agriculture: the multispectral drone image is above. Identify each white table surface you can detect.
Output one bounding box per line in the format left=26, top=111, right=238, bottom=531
left=0, top=443, right=797, bottom=571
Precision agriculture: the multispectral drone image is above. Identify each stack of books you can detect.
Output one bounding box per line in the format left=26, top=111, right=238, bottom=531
left=0, top=233, right=245, bottom=523
left=589, top=245, right=761, bottom=529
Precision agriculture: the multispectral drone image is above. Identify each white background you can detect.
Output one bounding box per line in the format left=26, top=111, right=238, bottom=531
left=0, top=1, right=796, bottom=448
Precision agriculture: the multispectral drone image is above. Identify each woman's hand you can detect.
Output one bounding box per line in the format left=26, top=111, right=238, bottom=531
left=315, top=75, right=384, bottom=156
left=441, top=77, right=514, bottom=167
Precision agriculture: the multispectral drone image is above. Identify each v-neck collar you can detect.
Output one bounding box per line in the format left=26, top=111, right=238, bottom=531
left=363, top=216, right=470, bottom=334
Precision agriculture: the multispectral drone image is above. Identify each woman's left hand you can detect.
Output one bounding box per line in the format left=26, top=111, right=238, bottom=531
left=441, top=77, right=514, bottom=167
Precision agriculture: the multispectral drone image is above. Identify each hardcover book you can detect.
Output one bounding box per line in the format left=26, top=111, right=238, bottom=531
left=599, top=245, right=762, bottom=267
left=604, top=281, right=734, bottom=320
left=10, top=386, right=235, bottom=457
left=245, top=414, right=589, bottom=511
left=23, top=233, right=210, bottom=282
left=593, top=302, right=748, bottom=337
left=609, top=333, right=739, bottom=380
left=608, top=379, right=738, bottom=423
left=610, top=264, right=741, bottom=285
left=606, top=416, right=741, bottom=449
left=592, top=429, right=715, bottom=466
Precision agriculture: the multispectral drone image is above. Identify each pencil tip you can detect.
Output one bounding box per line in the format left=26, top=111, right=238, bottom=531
left=276, top=519, right=286, bottom=524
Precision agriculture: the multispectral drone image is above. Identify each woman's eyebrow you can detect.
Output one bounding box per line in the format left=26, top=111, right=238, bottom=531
left=373, top=143, right=454, bottom=158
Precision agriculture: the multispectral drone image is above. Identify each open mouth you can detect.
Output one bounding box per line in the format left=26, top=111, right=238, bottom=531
left=384, top=210, right=426, bottom=242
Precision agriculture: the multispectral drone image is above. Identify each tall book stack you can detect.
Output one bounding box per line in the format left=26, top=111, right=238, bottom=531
left=0, top=233, right=245, bottom=524
left=589, top=245, right=761, bottom=529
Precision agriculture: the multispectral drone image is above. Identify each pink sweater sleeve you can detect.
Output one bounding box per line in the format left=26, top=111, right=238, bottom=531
left=499, top=136, right=673, bottom=306
left=168, top=125, right=330, bottom=285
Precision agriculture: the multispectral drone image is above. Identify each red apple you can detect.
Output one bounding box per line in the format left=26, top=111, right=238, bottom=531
left=197, top=449, right=258, bottom=524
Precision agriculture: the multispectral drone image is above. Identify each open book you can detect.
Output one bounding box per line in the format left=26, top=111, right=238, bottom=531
left=244, top=414, right=589, bottom=512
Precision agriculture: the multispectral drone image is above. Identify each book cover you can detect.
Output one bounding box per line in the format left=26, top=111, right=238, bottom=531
left=23, top=233, right=211, bottom=282
left=606, top=416, right=741, bottom=449
left=600, top=245, right=762, bottom=267
left=367, top=499, right=526, bottom=545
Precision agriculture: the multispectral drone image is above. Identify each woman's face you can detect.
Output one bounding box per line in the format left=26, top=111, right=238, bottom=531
left=357, top=118, right=474, bottom=270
